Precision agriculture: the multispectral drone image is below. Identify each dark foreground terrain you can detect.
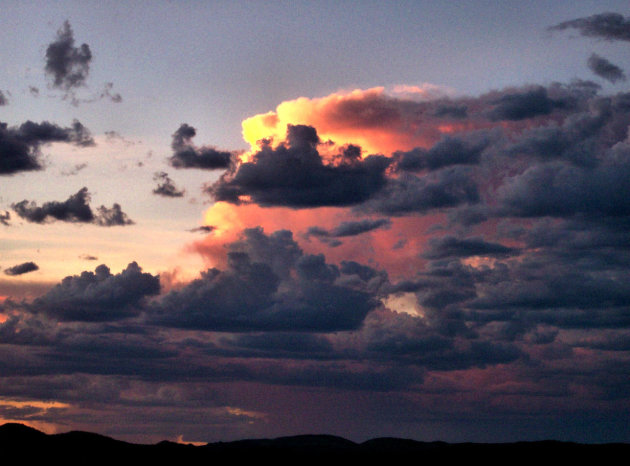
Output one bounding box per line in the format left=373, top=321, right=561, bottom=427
left=1, top=422, right=628, bottom=464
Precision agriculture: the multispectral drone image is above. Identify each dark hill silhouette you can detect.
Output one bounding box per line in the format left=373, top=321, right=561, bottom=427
left=1, top=422, right=628, bottom=464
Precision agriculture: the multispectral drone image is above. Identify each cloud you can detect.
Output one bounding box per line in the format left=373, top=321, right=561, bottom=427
left=4, top=262, right=39, bottom=276
left=306, top=218, right=391, bottom=246
left=488, top=86, right=561, bottom=121
left=0, top=211, right=9, bottom=226
left=422, top=236, right=520, bottom=260
left=548, top=12, right=630, bottom=42
left=0, top=119, right=94, bottom=175
left=149, top=227, right=379, bottom=332
left=169, top=124, right=234, bottom=170
left=363, top=167, right=479, bottom=215
left=209, top=124, right=391, bottom=207
left=393, top=132, right=492, bottom=172
left=152, top=172, right=185, bottom=197
left=45, top=20, right=92, bottom=90
left=587, top=53, right=626, bottom=83
left=12, top=187, right=134, bottom=226
left=189, top=225, right=216, bottom=234
left=28, top=262, right=160, bottom=322
left=0, top=91, right=8, bottom=106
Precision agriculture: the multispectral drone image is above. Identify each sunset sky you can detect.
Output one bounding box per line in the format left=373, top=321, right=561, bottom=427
left=1, top=1, right=630, bottom=444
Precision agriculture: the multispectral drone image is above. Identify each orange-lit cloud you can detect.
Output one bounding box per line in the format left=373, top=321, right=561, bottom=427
left=241, top=86, right=453, bottom=157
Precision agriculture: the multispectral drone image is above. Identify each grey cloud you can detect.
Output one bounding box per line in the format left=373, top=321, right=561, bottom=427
left=209, top=124, right=391, bottom=207
left=0, top=91, right=8, bottom=106
left=189, top=225, right=216, bottom=234
left=12, top=187, right=134, bottom=226
left=422, top=236, right=520, bottom=260
left=364, top=167, right=479, bottom=215
left=0, top=211, right=9, bottom=226
left=45, top=20, right=92, bottom=90
left=4, top=262, right=39, bottom=276
left=152, top=172, right=185, bottom=197
left=29, top=262, right=160, bottom=322
left=394, top=132, right=492, bottom=172
left=149, top=228, right=378, bottom=332
left=497, top=147, right=630, bottom=219
left=488, top=86, right=560, bottom=121
left=587, top=53, right=626, bottom=83
left=0, top=119, right=94, bottom=175
left=549, top=12, right=630, bottom=42
left=169, top=124, right=234, bottom=170
left=306, top=218, right=391, bottom=242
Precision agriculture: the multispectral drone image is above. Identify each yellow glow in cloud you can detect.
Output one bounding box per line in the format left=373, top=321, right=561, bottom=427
left=241, top=86, right=449, bottom=158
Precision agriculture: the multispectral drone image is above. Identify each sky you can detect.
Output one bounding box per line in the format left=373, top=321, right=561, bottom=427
left=1, top=0, right=630, bottom=445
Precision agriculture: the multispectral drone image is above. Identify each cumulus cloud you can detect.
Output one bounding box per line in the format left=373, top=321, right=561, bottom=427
left=152, top=172, right=185, bottom=197
left=4, top=262, right=39, bottom=276
left=28, top=262, right=160, bottom=322
left=149, top=227, right=379, bottom=332
left=45, top=20, right=92, bottom=91
left=169, top=124, right=234, bottom=170
left=548, top=12, right=630, bottom=42
left=12, top=187, right=134, bottom=226
left=0, top=211, right=9, bottom=226
left=209, top=124, right=391, bottom=207
left=0, top=119, right=94, bottom=175
left=587, top=53, right=626, bottom=83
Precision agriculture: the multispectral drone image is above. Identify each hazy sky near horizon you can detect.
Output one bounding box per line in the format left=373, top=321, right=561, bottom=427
left=1, top=1, right=630, bottom=444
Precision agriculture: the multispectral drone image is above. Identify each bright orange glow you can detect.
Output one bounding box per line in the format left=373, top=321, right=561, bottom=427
left=191, top=201, right=441, bottom=280
left=241, top=87, right=442, bottom=157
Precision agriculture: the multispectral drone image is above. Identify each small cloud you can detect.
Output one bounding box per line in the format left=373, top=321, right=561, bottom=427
left=4, top=262, right=39, bottom=276
left=45, top=20, right=92, bottom=91
left=152, top=172, right=185, bottom=197
left=587, top=53, right=626, bottom=83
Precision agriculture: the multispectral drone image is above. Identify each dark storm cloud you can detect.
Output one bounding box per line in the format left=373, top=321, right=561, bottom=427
left=152, top=171, right=185, bottom=197
left=363, top=167, right=479, bottom=215
left=45, top=20, right=92, bottom=90
left=422, top=236, right=519, bottom=260
left=488, top=86, right=560, bottom=121
left=548, top=12, right=630, bottom=42
left=432, top=103, right=468, bottom=119
left=497, top=145, right=630, bottom=218
left=28, top=262, right=160, bottom=322
left=505, top=90, right=630, bottom=166
left=306, top=218, right=391, bottom=241
left=12, top=187, right=134, bottom=226
left=149, top=227, right=378, bottom=332
left=169, top=124, right=234, bottom=170
left=0, top=119, right=94, bottom=175
left=587, top=53, right=627, bottom=83
left=209, top=124, right=391, bottom=207
left=394, top=133, right=492, bottom=171
left=4, top=262, right=39, bottom=276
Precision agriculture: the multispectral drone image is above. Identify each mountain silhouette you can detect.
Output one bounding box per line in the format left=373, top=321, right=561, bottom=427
left=1, top=422, right=628, bottom=464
